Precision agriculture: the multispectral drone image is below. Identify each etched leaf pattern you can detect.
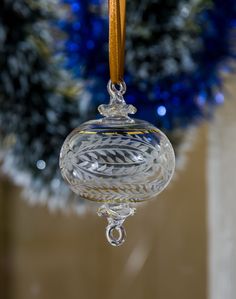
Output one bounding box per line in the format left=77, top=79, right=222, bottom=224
left=72, top=135, right=157, bottom=177
left=61, top=133, right=174, bottom=202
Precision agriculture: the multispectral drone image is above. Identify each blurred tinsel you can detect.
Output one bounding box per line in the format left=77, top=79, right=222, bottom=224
left=0, top=0, right=235, bottom=213
left=0, top=0, right=94, bottom=212
left=58, top=0, right=236, bottom=131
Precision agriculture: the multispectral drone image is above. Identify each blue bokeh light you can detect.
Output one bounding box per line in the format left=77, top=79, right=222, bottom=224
left=71, top=3, right=80, bottom=12
left=157, top=105, right=167, bottom=116
left=215, top=92, right=224, bottom=104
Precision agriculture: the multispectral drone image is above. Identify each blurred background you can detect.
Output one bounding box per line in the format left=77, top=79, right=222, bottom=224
left=0, top=1, right=236, bottom=299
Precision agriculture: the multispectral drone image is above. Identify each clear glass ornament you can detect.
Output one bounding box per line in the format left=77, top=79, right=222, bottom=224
left=60, top=80, right=175, bottom=246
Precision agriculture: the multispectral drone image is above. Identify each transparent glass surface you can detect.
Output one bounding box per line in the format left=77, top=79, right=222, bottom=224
left=59, top=117, right=175, bottom=204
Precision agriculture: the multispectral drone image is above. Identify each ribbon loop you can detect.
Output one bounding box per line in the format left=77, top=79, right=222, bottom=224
left=109, top=0, right=126, bottom=84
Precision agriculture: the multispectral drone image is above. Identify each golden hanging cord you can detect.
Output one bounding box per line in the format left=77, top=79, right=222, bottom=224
left=108, top=0, right=126, bottom=84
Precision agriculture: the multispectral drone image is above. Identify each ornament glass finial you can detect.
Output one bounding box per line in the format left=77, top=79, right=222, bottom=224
left=59, top=80, right=175, bottom=246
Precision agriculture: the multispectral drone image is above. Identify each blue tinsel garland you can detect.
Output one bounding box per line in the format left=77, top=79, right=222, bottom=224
left=58, top=0, right=236, bottom=132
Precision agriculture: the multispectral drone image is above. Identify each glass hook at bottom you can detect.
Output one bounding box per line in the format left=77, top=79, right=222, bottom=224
left=97, top=203, right=136, bottom=247
left=106, top=224, right=126, bottom=247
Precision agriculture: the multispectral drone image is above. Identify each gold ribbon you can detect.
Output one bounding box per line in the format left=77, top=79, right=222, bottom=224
left=108, top=0, right=126, bottom=84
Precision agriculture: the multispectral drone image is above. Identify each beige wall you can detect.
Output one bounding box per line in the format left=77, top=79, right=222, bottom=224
left=0, top=126, right=207, bottom=299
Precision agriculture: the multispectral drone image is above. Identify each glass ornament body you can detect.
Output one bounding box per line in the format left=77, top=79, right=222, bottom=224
left=59, top=81, right=175, bottom=246
left=60, top=118, right=175, bottom=203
